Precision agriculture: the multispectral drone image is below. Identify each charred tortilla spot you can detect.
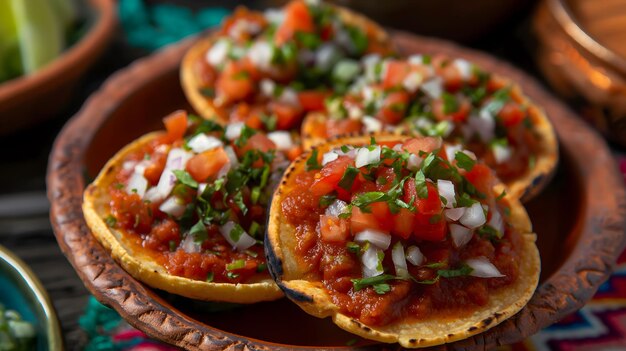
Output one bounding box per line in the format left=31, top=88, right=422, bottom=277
left=409, top=339, right=417, bottom=344
left=282, top=285, right=313, bottom=303
left=482, top=317, right=493, bottom=326
left=468, top=326, right=478, bottom=332
left=448, top=334, right=454, bottom=337
left=264, top=237, right=283, bottom=281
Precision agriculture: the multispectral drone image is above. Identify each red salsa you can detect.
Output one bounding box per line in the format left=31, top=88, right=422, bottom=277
left=105, top=111, right=289, bottom=284
left=280, top=137, right=522, bottom=326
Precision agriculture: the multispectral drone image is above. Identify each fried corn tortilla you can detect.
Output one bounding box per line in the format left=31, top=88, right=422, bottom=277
left=83, top=131, right=283, bottom=304
left=266, top=134, right=540, bottom=347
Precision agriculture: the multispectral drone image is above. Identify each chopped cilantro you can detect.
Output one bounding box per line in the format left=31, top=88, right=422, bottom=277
left=352, top=191, right=386, bottom=210
left=338, top=166, right=359, bottom=191
left=257, top=263, right=267, bottom=273
left=496, top=190, right=507, bottom=201
left=229, top=223, right=245, bottom=243
left=226, top=272, right=239, bottom=279
left=346, top=241, right=360, bottom=254
left=437, top=264, right=473, bottom=278
left=319, top=194, right=337, bottom=207
left=346, top=25, right=368, bottom=55
left=104, top=215, right=117, bottom=227
left=169, top=240, right=176, bottom=252
left=442, top=93, right=458, bottom=114
left=244, top=250, right=258, bottom=258
left=306, top=149, right=322, bottom=171
left=232, top=191, right=248, bottom=215
left=373, top=283, right=391, bottom=294
left=260, top=114, right=277, bottom=131
left=234, top=125, right=257, bottom=147
left=250, top=186, right=261, bottom=204
left=189, top=220, right=208, bottom=244
left=226, top=259, right=246, bottom=271
left=422, top=54, right=432, bottom=64
left=199, top=87, right=215, bottom=97
left=206, top=272, right=214, bottom=282
left=455, top=152, right=476, bottom=171
left=248, top=221, right=261, bottom=238
left=295, top=31, right=322, bottom=49
left=173, top=170, right=199, bottom=189
left=477, top=225, right=502, bottom=241
left=351, top=274, right=397, bottom=292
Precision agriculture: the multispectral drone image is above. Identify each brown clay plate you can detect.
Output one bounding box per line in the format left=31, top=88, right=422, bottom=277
left=47, top=32, right=626, bottom=350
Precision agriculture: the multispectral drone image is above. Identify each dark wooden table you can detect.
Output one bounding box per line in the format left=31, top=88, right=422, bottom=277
left=0, top=6, right=560, bottom=350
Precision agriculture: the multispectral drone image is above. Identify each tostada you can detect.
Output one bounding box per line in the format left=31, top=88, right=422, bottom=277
left=83, top=110, right=297, bottom=303
left=266, top=134, right=540, bottom=347
left=301, top=55, right=558, bottom=201
left=180, top=0, right=394, bottom=133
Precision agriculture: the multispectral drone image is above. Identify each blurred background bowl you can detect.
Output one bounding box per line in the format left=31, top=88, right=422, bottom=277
left=534, top=0, right=626, bottom=146
left=0, top=0, right=116, bottom=136
left=0, top=244, right=63, bottom=350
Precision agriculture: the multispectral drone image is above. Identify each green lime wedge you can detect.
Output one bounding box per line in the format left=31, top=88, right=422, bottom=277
left=50, top=0, right=79, bottom=31
left=0, top=0, right=21, bottom=81
left=10, top=0, right=65, bottom=75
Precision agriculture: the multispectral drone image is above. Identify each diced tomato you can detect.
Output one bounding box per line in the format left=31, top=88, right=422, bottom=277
left=370, top=202, right=394, bottom=232
left=402, top=137, right=442, bottom=155
left=320, top=24, right=334, bottom=41
left=144, top=218, right=180, bottom=251
left=320, top=215, right=350, bottom=243
left=382, top=61, right=411, bottom=89
left=298, top=90, right=329, bottom=111
left=194, top=58, right=217, bottom=87
left=376, top=91, right=410, bottom=124
left=414, top=213, right=446, bottom=241
left=286, top=145, right=303, bottom=161
left=186, top=147, right=230, bottom=182
left=439, top=63, right=463, bottom=92
left=393, top=208, right=414, bottom=239
left=498, top=102, right=525, bottom=127
left=163, top=110, right=188, bottom=142
left=403, top=178, right=417, bottom=204
left=325, top=119, right=363, bottom=138
left=375, top=167, right=396, bottom=191
left=236, top=133, right=277, bottom=168
left=350, top=206, right=382, bottom=234
left=310, top=156, right=353, bottom=196
left=275, top=0, right=314, bottom=45
left=143, top=152, right=167, bottom=185
left=464, top=163, right=493, bottom=195
left=432, top=97, right=471, bottom=123
left=110, top=189, right=154, bottom=234
left=416, top=182, right=441, bottom=216
left=216, top=62, right=255, bottom=105
left=270, top=102, right=303, bottom=130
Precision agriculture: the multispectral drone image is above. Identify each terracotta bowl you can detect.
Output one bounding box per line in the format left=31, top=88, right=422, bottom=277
left=47, top=33, right=626, bottom=350
left=0, top=0, right=117, bottom=135
left=533, top=0, right=626, bottom=146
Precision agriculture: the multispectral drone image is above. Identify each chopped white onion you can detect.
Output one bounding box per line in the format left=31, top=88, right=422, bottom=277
left=355, top=146, right=381, bottom=168
left=405, top=246, right=424, bottom=266
left=180, top=234, right=202, bottom=253
left=468, top=110, right=495, bottom=142
left=198, top=183, right=208, bottom=195
left=466, top=257, right=505, bottom=278
left=206, top=39, right=230, bottom=66
left=216, top=162, right=232, bottom=179
left=488, top=208, right=505, bottom=235
left=315, top=43, right=340, bottom=71
left=260, top=79, right=276, bottom=97
left=228, top=19, right=262, bottom=39
left=392, top=242, right=409, bottom=278
left=159, top=197, right=186, bottom=218
left=225, top=122, right=244, bottom=140
left=420, top=77, right=443, bottom=99
left=122, top=160, right=137, bottom=171
left=459, top=202, right=486, bottom=229
left=278, top=87, right=300, bottom=107
left=325, top=199, right=348, bottom=217
left=264, top=8, right=284, bottom=24
left=347, top=105, right=364, bottom=120
left=450, top=223, right=473, bottom=247
left=444, top=207, right=466, bottom=221
left=445, top=144, right=463, bottom=162
left=407, top=154, right=422, bottom=171
left=392, top=143, right=403, bottom=152
left=407, top=54, right=424, bottom=65
left=437, top=180, right=456, bottom=208
left=403, top=71, right=424, bottom=93
left=153, top=148, right=193, bottom=201
left=248, top=41, right=273, bottom=70
left=126, top=172, right=148, bottom=198
left=224, top=146, right=239, bottom=168
left=219, top=221, right=256, bottom=251
left=453, top=59, right=473, bottom=80
left=355, top=229, right=391, bottom=250
left=187, top=134, right=223, bottom=154
left=362, top=116, right=382, bottom=133
left=322, top=151, right=339, bottom=166
left=492, top=144, right=512, bottom=164
left=334, top=146, right=357, bottom=158
left=267, top=131, right=294, bottom=150
left=361, top=246, right=384, bottom=278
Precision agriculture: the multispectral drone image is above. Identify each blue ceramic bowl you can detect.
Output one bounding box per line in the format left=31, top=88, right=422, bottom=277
left=0, top=245, right=63, bottom=350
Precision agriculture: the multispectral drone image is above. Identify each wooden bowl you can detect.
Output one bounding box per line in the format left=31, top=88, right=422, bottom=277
left=0, top=0, right=116, bottom=135
left=533, top=0, right=626, bottom=146
left=47, top=32, right=626, bottom=350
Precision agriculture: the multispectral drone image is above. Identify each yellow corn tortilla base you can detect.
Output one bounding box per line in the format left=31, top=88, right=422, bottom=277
left=180, top=4, right=395, bottom=124
left=300, top=78, right=559, bottom=203
left=83, top=132, right=283, bottom=304
left=267, top=134, right=540, bottom=348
